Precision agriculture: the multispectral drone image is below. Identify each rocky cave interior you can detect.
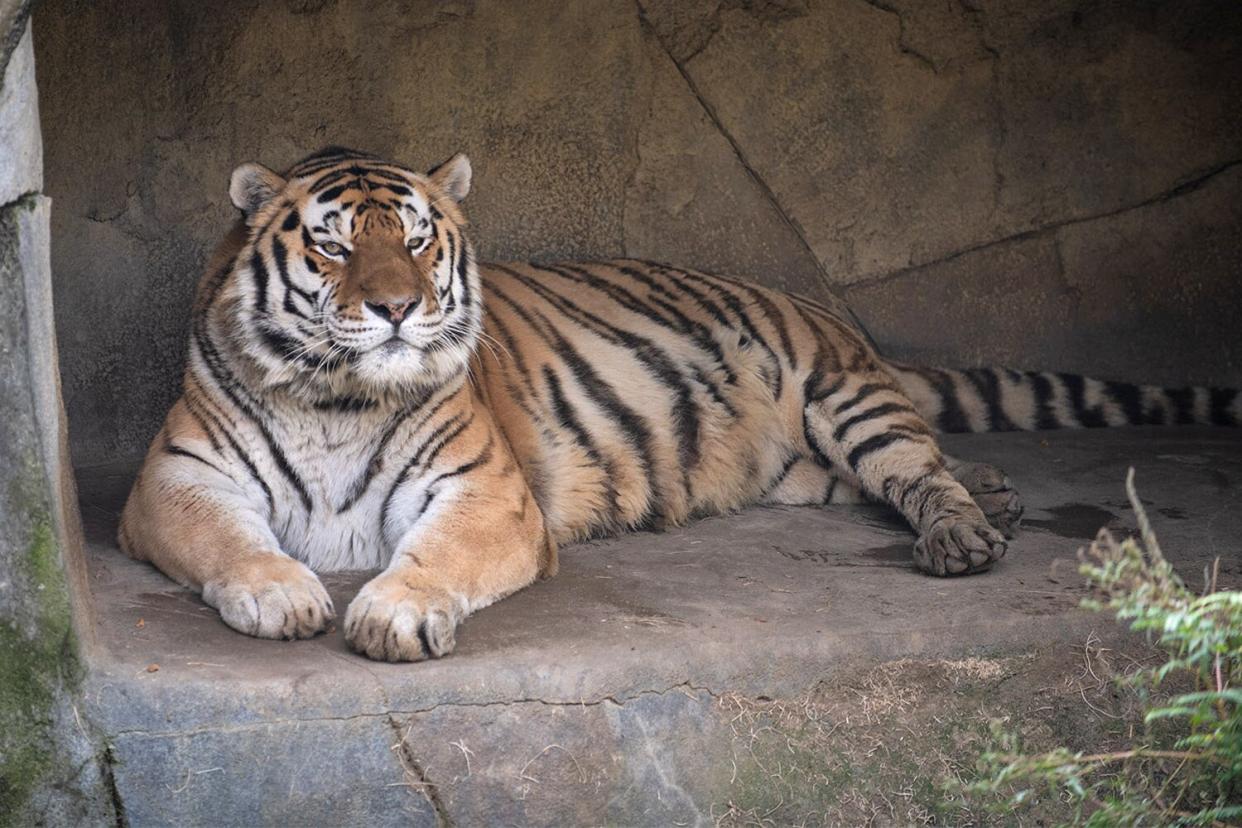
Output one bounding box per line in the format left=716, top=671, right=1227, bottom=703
left=3, top=0, right=1240, bottom=823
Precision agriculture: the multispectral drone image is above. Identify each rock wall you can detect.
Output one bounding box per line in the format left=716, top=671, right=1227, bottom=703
left=0, top=8, right=113, bottom=823
left=34, top=0, right=1242, bottom=466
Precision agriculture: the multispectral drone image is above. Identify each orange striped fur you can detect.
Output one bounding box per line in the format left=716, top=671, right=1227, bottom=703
left=120, top=148, right=1239, bottom=661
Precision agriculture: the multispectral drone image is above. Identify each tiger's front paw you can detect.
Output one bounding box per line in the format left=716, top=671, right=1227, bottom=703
left=913, top=517, right=1007, bottom=577
left=344, top=575, right=463, bottom=662
left=202, top=555, right=334, bottom=640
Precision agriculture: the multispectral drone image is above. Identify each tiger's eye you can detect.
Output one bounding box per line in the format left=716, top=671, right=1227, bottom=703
left=407, top=237, right=428, bottom=254
left=318, top=241, right=345, bottom=257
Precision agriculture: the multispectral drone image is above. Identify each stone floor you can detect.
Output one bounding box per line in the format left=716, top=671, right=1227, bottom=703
left=73, top=428, right=1242, bottom=825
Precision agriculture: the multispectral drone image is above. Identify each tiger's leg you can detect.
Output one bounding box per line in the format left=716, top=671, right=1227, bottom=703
left=343, top=416, right=554, bottom=662
left=761, top=457, right=867, bottom=506
left=119, top=399, right=334, bottom=639
left=803, top=372, right=1008, bottom=575
left=760, top=455, right=1020, bottom=538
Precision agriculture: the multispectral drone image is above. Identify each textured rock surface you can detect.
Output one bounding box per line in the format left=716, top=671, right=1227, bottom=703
left=0, top=6, right=39, bottom=207
left=0, top=14, right=111, bottom=824
left=76, top=428, right=1242, bottom=824
left=847, top=164, right=1242, bottom=386
left=33, top=0, right=1242, bottom=466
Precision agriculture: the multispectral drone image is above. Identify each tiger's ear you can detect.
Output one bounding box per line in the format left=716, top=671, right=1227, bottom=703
left=229, top=162, right=286, bottom=218
left=427, top=153, right=471, bottom=203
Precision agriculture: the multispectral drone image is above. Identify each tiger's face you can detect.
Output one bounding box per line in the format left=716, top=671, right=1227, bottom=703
left=226, top=147, right=479, bottom=399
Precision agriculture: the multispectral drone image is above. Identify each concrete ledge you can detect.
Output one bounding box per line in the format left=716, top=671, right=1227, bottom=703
left=75, top=428, right=1242, bottom=824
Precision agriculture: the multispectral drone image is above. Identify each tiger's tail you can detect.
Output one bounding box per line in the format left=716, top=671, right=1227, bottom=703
left=884, top=361, right=1241, bottom=434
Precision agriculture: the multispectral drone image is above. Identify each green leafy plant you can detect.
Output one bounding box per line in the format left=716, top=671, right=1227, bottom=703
left=968, top=469, right=1242, bottom=826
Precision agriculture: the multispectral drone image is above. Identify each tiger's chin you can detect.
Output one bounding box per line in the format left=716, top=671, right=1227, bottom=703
left=257, top=334, right=475, bottom=407
left=345, top=339, right=472, bottom=400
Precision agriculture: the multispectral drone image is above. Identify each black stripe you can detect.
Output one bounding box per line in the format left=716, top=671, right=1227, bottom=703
left=500, top=265, right=703, bottom=480
left=598, top=264, right=739, bottom=371
left=420, top=436, right=494, bottom=502
left=420, top=416, right=474, bottom=472
left=257, top=325, right=309, bottom=364
left=550, top=263, right=737, bottom=386
left=543, top=366, right=604, bottom=465
left=834, top=382, right=889, bottom=415
left=380, top=412, right=470, bottom=531
left=250, top=250, right=270, bottom=315
left=832, top=402, right=911, bottom=442
left=305, top=169, right=352, bottom=194
left=897, top=469, right=945, bottom=526
left=963, top=369, right=1019, bottom=431
left=1059, top=373, right=1108, bottom=428
left=272, top=236, right=315, bottom=309
left=762, top=453, right=799, bottom=495
left=807, top=373, right=849, bottom=404
left=487, top=278, right=663, bottom=526
left=662, top=267, right=783, bottom=397
left=605, top=260, right=680, bottom=301
left=1210, top=388, right=1237, bottom=426
left=538, top=263, right=678, bottom=335
left=928, top=371, right=971, bottom=433
left=789, top=302, right=831, bottom=400
left=1167, top=387, right=1196, bottom=425
left=192, top=320, right=312, bottom=513
left=164, top=442, right=225, bottom=474
left=312, top=394, right=378, bottom=413
left=182, top=393, right=224, bottom=453
left=1029, top=372, right=1061, bottom=430
left=847, top=432, right=915, bottom=469
left=542, top=366, right=621, bottom=523
left=370, top=181, right=412, bottom=196
left=1104, top=381, right=1144, bottom=425
left=727, top=280, right=797, bottom=371
left=822, top=477, right=837, bottom=505
left=457, top=242, right=473, bottom=308
left=317, top=183, right=357, bottom=203
left=185, top=388, right=274, bottom=513
left=397, top=414, right=466, bottom=482
left=691, top=264, right=871, bottom=370
left=650, top=264, right=731, bottom=326
left=481, top=305, right=541, bottom=403
left=803, top=418, right=833, bottom=470
left=444, top=229, right=457, bottom=295
left=690, top=364, right=737, bottom=418
left=338, top=388, right=451, bottom=513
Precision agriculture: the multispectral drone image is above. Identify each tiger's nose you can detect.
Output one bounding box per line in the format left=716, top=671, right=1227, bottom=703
left=365, top=297, right=420, bottom=325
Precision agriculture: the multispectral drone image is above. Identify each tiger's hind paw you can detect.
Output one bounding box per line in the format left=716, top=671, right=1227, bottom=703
left=947, top=460, right=1024, bottom=539
left=913, top=517, right=1007, bottom=577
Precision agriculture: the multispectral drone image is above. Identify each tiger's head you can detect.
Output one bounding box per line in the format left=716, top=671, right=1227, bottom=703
left=223, top=146, right=479, bottom=400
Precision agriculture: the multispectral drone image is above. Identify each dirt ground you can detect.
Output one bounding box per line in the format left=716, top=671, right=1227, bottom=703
left=711, top=634, right=1178, bottom=826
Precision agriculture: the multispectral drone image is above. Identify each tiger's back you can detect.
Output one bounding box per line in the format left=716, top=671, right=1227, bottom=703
left=477, top=259, right=865, bottom=543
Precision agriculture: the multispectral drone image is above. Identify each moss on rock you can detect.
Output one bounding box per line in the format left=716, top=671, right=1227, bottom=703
left=0, top=457, right=84, bottom=823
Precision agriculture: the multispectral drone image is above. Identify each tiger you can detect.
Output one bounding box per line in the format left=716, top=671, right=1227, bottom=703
left=119, top=146, right=1241, bottom=662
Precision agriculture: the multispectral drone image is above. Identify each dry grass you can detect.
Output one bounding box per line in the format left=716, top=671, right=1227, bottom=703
left=709, top=642, right=1164, bottom=826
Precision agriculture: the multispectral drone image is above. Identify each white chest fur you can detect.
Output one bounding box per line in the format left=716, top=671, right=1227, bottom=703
left=257, top=402, right=412, bottom=571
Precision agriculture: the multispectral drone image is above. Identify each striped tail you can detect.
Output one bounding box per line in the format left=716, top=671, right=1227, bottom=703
left=885, top=362, right=1242, bottom=434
